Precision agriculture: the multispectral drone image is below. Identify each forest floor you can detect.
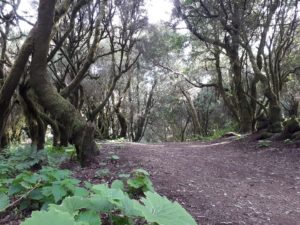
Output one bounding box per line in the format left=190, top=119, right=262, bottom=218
left=69, top=135, right=300, bottom=225
left=4, top=135, right=300, bottom=225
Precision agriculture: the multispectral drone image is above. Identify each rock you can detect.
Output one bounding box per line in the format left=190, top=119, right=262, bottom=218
left=269, top=133, right=284, bottom=141
left=268, top=121, right=283, bottom=133
left=256, top=114, right=269, bottom=131
left=258, top=131, right=274, bottom=140
left=292, top=131, right=300, bottom=140
left=282, top=116, right=300, bottom=138
left=222, top=132, right=241, bottom=138
left=283, top=116, right=300, bottom=132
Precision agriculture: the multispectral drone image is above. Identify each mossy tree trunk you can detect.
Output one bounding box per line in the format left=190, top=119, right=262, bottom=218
left=247, top=49, right=283, bottom=133
left=19, top=84, right=46, bottom=150
left=133, top=80, right=157, bottom=142
left=227, top=6, right=252, bottom=133
left=0, top=0, right=75, bottom=148
left=29, top=0, right=97, bottom=166
left=0, top=33, right=33, bottom=148
left=180, top=88, right=202, bottom=136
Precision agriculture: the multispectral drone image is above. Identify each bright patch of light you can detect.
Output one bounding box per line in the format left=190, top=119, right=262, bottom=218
left=3, top=4, right=13, bottom=15
left=146, top=0, right=173, bottom=24
left=18, top=0, right=36, bottom=32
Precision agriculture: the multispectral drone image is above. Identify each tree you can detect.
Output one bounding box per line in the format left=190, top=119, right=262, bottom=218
left=174, top=0, right=299, bottom=133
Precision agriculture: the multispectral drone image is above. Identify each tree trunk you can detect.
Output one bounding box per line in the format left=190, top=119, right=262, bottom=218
left=19, top=84, right=46, bottom=150
left=29, top=0, right=97, bottom=166
left=97, top=112, right=110, bottom=139
left=247, top=48, right=283, bottom=133
left=116, top=110, right=127, bottom=138
left=180, top=88, right=202, bottom=136
left=133, top=80, right=157, bottom=142
left=0, top=32, right=33, bottom=148
left=0, top=0, right=73, bottom=147
left=226, top=34, right=252, bottom=133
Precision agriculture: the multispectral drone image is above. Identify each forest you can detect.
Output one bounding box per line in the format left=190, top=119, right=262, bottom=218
left=0, top=0, right=300, bottom=224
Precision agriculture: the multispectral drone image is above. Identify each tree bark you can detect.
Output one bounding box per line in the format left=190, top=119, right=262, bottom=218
left=0, top=0, right=74, bottom=147
left=180, top=88, right=202, bottom=136
left=19, top=84, right=46, bottom=150
left=0, top=32, right=33, bottom=147
left=29, top=0, right=97, bottom=166
left=133, top=80, right=157, bottom=142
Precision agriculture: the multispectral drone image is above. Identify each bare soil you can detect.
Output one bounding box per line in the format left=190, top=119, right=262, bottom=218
left=2, top=135, right=300, bottom=225
left=96, top=135, right=300, bottom=225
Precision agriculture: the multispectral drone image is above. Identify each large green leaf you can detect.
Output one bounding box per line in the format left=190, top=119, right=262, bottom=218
left=113, top=194, right=142, bottom=217
left=138, top=192, right=197, bottom=225
left=88, top=195, right=113, bottom=212
left=92, top=184, right=125, bottom=201
left=49, top=196, right=90, bottom=215
left=134, top=169, right=150, bottom=176
left=111, top=180, right=124, bottom=190
left=73, top=187, right=89, bottom=197
left=127, top=177, right=145, bottom=189
left=77, top=210, right=101, bottom=225
left=28, top=189, right=44, bottom=201
left=0, top=194, right=9, bottom=211
left=20, top=209, right=85, bottom=225
left=51, top=184, right=67, bottom=203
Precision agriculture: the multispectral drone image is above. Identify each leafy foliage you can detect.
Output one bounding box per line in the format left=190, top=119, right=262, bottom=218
left=106, top=152, right=120, bottom=162
left=44, top=143, right=76, bottom=167
left=137, top=192, right=197, bottom=225
left=258, top=140, right=271, bottom=148
left=0, top=193, right=9, bottom=211
left=21, top=209, right=83, bottom=225
left=4, top=167, right=88, bottom=211
left=21, top=181, right=197, bottom=225
left=94, top=169, right=110, bottom=178
left=3, top=145, right=46, bottom=171
left=127, top=169, right=154, bottom=195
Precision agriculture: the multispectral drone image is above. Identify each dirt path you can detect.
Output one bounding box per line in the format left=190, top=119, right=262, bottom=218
left=103, top=137, right=300, bottom=225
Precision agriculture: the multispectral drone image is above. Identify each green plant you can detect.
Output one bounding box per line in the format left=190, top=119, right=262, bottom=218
left=127, top=169, right=154, bottom=195
left=21, top=182, right=197, bottom=225
left=0, top=160, right=14, bottom=193
left=196, top=124, right=239, bottom=141
left=118, top=173, right=131, bottom=179
left=107, top=152, right=120, bottom=162
left=284, top=139, right=293, bottom=144
left=258, top=140, right=271, bottom=148
left=6, top=145, right=46, bottom=171
left=0, top=193, right=9, bottom=211
left=111, top=155, right=120, bottom=161
left=94, top=169, right=110, bottom=178
left=44, top=144, right=75, bottom=167
left=0, top=144, right=76, bottom=175
left=5, top=167, right=88, bottom=211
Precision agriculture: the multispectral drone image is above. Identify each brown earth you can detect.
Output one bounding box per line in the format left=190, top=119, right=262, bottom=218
left=96, top=135, right=300, bottom=225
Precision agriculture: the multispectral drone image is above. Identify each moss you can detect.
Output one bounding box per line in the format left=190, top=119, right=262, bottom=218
left=268, top=122, right=282, bottom=133
left=282, top=116, right=300, bottom=137
left=292, top=131, right=300, bottom=140
left=222, top=132, right=241, bottom=138
left=258, top=131, right=274, bottom=140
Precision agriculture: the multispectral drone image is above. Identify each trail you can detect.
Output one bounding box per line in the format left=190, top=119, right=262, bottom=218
left=110, top=137, right=300, bottom=225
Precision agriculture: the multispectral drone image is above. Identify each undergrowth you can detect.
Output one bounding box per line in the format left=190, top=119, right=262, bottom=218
left=0, top=144, right=197, bottom=225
